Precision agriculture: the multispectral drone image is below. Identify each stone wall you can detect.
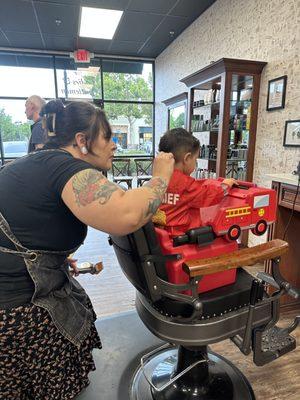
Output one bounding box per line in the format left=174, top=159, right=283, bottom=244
left=155, top=0, right=300, bottom=186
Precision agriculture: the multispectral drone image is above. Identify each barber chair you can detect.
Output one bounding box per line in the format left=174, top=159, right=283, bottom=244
left=109, top=222, right=300, bottom=400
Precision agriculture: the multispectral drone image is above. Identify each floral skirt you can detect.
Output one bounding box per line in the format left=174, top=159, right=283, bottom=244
left=0, top=303, right=102, bottom=400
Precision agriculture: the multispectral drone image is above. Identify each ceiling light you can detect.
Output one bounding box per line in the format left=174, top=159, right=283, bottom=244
left=79, top=7, right=123, bottom=40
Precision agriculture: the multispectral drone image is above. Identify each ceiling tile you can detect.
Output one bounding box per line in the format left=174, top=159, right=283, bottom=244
left=0, top=31, right=10, bottom=46
left=138, top=15, right=188, bottom=57
left=109, top=40, right=145, bottom=56
left=114, top=11, right=163, bottom=42
left=34, top=2, right=79, bottom=36
left=5, top=31, right=44, bottom=49
left=33, top=1, right=80, bottom=4
left=0, top=0, right=39, bottom=32
left=77, top=37, right=111, bottom=53
left=0, top=0, right=216, bottom=57
left=44, top=35, right=76, bottom=51
left=170, top=0, right=216, bottom=18
left=138, top=41, right=165, bottom=58
left=78, top=0, right=129, bottom=11
left=128, top=0, right=177, bottom=14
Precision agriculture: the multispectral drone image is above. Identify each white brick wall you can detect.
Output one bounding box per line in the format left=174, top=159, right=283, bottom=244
left=155, top=0, right=300, bottom=186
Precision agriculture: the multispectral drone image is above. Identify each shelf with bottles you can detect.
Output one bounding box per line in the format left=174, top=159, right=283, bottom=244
left=230, top=99, right=252, bottom=106
left=228, top=129, right=249, bottom=149
left=199, top=157, right=248, bottom=162
left=225, top=164, right=247, bottom=181
left=195, top=169, right=217, bottom=179
left=191, top=114, right=220, bottom=133
left=193, top=101, right=220, bottom=109
left=200, top=143, right=248, bottom=160
left=199, top=157, right=217, bottom=162
left=229, top=77, right=253, bottom=133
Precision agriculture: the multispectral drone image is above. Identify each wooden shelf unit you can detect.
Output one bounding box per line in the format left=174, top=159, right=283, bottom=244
left=181, top=58, right=267, bottom=181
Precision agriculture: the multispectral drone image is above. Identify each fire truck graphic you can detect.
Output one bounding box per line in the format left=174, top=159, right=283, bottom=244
left=203, top=181, right=277, bottom=241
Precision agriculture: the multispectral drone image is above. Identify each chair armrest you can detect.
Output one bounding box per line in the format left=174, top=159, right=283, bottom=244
left=183, top=239, right=289, bottom=278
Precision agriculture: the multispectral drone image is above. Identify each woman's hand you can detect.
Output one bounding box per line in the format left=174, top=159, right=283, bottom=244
left=152, top=151, right=175, bottom=184
left=67, top=257, right=79, bottom=276
left=223, top=178, right=238, bottom=188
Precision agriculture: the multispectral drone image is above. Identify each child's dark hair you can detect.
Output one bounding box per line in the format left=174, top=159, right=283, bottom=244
left=41, top=99, right=112, bottom=151
left=158, top=128, right=200, bottom=162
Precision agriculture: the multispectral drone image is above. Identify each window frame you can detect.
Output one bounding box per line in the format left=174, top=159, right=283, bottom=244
left=0, top=50, right=155, bottom=160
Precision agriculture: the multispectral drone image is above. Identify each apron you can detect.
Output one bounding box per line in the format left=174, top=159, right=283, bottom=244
left=0, top=210, right=93, bottom=347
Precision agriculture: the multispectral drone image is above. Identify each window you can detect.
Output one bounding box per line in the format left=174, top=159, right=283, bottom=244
left=103, top=60, right=154, bottom=156
left=163, top=93, right=187, bottom=130
left=0, top=99, right=31, bottom=145
left=254, top=195, right=270, bottom=208
left=0, top=53, right=55, bottom=98
left=0, top=51, right=154, bottom=159
left=103, top=60, right=153, bottom=102
left=169, top=104, right=186, bottom=129
left=104, top=103, right=153, bottom=156
left=55, top=57, right=102, bottom=100
left=2, top=140, right=28, bottom=158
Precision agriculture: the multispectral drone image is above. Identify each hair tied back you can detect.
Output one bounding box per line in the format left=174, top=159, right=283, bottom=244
left=47, top=113, right=56, bottom=136
left=41, top=99, right=65, bottom=138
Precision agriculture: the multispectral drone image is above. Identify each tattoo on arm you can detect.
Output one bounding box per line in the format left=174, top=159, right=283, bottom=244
left=143, top=177, right=167, bottom=218
left=72, top=169, right=119, bottom=206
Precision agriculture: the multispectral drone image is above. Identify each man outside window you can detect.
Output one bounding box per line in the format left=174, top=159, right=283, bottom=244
left=25, top=95, right=46, bottom=153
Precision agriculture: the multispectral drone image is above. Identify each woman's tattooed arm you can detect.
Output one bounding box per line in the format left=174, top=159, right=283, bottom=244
left=72, top=169, right=119, bottom=207
left=69, top=169, right=168, bottom=233
left=143, top=176, right=167, bottom=218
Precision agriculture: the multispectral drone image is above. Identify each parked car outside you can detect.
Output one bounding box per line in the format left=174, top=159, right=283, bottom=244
left=116, top=143, right=124, bottom=153
left=2, top=141, right=28, bottom=158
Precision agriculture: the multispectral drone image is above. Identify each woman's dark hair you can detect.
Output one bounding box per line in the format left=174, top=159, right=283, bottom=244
left=159, top=128, right=200, bottom=162
left=40, top=99, right=112, bottom=151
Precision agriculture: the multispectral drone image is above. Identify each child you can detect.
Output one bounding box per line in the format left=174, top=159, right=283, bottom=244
left=152, top=128, right=236, bottom=236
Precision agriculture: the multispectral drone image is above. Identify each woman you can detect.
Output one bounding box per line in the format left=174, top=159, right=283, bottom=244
left=0, top=99, right=174, bottom=399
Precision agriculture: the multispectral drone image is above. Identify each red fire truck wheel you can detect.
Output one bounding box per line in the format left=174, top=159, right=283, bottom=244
left=227, top=225, right=241, bottom=241
left=252, top=220, right=267, bottom=236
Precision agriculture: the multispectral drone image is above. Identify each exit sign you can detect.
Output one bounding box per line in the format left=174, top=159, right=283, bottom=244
left=71, top=49, right=92, bottom=63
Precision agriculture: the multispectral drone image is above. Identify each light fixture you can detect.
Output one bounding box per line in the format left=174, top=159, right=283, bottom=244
left=79, top=7, right=123, bottom=40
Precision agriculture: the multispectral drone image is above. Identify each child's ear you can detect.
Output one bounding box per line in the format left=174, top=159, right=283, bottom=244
left=183, top=152, right=192, bottom=164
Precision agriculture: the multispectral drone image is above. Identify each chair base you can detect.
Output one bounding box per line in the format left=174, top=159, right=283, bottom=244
left=130, top=347, right=255, bottom=400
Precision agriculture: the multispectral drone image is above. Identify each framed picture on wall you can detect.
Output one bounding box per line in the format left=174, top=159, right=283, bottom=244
left=266, top=75, right=287, bottom=111
left=283, top=120, right=300, bottom=147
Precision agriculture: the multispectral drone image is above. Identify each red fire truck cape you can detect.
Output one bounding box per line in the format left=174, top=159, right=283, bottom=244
left=153, top=169, right=228, bottom=236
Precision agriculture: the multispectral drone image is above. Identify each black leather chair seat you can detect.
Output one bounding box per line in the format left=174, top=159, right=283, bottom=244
left=155, top=269, right=262, bottom=319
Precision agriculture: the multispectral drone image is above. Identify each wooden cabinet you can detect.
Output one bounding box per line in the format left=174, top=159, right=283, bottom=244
left=266, top=177, right=300, bottom=310
left=181, top=58, right=267, bottom=182
left=278, top=184, right=300, bottom=211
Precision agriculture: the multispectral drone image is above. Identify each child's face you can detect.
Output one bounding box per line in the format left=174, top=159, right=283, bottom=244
left=184, top=151, right=199, bottom=176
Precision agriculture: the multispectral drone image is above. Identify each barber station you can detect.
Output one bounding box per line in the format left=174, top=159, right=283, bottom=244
left=0, top=1, right=299, bottom=400
left=76, top=181, right=299, bottom=400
